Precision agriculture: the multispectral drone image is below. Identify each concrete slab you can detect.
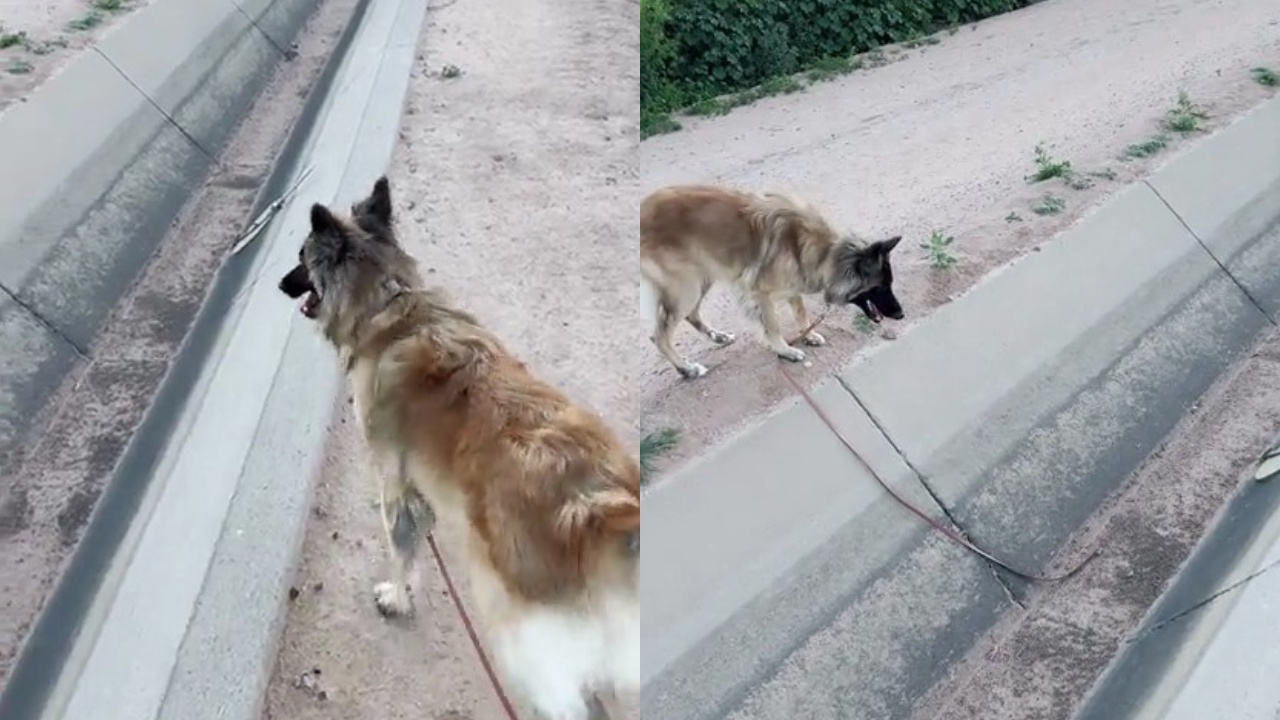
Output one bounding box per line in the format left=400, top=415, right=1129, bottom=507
left=0, top=51, right=165, bottom=292
left=0, top=0, right=320, bottom=554
left=1146, top=99, right=1280, bottom=264
left=838, top=182, right=1215, bottom=504
left=0, top=296, right=81, bottom=471
left=642, top=377, right=942, bottom=717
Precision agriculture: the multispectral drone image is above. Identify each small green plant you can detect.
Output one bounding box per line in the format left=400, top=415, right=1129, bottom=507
left=67, top=11, right=105, bottom=31
left=1005, top=211, right=1023, bottom=223
left=6, top=58, right=33, bottom=75
left=93, top=0, right=127, bottom=10
left=0, top=30, right=27, bottom=49
left=853, top=314, right=876, bottom=334
left=440, top=63, right=462, bottom=79
left=1032, top=194, right=1066, bottom=216
left=1027, top=143, right=1072, bottom=183
left=640, top=428, right=680, bottom=485
left=1121, top=134, right=1169, bottom=160
left=1251, top=67, right=1278, bottom=87
left=1161, top=91, right=1208, bottom=134
left=921, top=230, right=957, bottom=269
left=687, top=98, right=726, bottom=117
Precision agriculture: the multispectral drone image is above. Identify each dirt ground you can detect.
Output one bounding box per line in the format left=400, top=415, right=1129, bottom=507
left=638, top=0, right=1280, bottom=477
left=0, top=0, right=356, bottom=689
left=0, top=0, right=153, bottom=111
left=261, top=0, right=639, bottom=718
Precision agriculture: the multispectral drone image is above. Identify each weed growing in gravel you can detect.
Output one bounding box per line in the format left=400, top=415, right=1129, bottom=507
left=1032, top=194, right=1066, bottom=216
left=440, top=64, right=462, bottom=79
left=6, top=58, right=33, bottom=75
left=1162, top=91, right=1208, bottom=134
left=853, top=314, right=876, bottom=334
left=640, top=428, right=680, bottom=485
left=0, top=30, right=27, bottom=49
left=94, top=0, right=127, bottom=10
left=759, top=74, right=805, bottom=96
left=921, top=230, right=957, bottom=269
left=1121, top=134, right=1169, bottom=160
left=67, top=12, right=104, bottom=31
left=641, top=113, right=680, bottom=138
left=1252, top=67, right=1279, bottom=87
left=25, top=38, right=66, bottom=55
left=1027, top=143, right=1072, bottom=183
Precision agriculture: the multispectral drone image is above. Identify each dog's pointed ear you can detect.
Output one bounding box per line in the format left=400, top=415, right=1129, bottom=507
left=310, top=203, right=341, bottom=236
left=367, top=176, right=392, bottom=224
left=872, top=235, right=902, bottom=255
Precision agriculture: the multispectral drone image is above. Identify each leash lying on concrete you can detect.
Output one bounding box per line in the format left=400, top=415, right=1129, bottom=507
left=780, top=312, right=1097, bottom=584
left=426, top=533, right=522, bottom=720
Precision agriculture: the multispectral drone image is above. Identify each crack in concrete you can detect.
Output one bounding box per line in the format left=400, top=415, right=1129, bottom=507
left=0, top=282, right=89, bottom=360
left=832, top=374, right=1026, bottom=608
left=1144, top=179, right=1278, bottom=327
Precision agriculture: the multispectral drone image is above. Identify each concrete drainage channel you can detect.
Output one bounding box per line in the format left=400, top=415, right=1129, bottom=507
left=642, top=96, right=1280, bottom=720
left=0, top=0, right=426, bottom=718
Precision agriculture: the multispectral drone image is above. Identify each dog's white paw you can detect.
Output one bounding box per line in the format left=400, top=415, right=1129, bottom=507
left=373, top=581, right=413, bottom=617
left=802, top=331, right=826, bottom=347
left=776, top=345, right=806, bottom=363
left=708, top=329, right=736, bottom=346
left=678, top=362, right=709, bottom=379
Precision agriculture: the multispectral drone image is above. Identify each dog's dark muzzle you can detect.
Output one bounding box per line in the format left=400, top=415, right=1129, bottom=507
left=279, top=264, right=320, bottom=318
left=851, top=286, right=904, bottom=323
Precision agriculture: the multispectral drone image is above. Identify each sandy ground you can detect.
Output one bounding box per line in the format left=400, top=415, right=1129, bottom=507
left=261, top=0, right=639, bottom=718
left=638, top=0, right=1280, bottom=477
left=0, top=0, right=355, bottom=688
left=0, top=0, right=154, bottom=111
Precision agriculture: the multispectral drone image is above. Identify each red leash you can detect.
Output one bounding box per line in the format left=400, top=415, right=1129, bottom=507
left=426, top=533, right=522, bottom=720
left=776, top=331, right=1096, bottom=584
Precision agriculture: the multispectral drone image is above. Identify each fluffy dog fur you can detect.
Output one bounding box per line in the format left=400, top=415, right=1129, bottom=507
left=640, top=184, right=903, bottom=378
left=279, top=177, right=639, bottom=720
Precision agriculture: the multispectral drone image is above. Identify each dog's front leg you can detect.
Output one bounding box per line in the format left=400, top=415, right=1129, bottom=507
left=753, top=292, right=805, bottom=362
left=373, top=456, right=435, bottom=618
left=788, top=296, right=825, bottom=346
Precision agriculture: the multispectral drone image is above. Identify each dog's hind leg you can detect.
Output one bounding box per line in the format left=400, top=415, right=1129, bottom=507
left=373, top=457, right=434, bottom=617
left=644, top=276, right=709, bottom=379
left=788, top=296, right=825, bottom=346
left=684, top=281, right=735, bottom=346
left=752, top=292, right=805, bottom=362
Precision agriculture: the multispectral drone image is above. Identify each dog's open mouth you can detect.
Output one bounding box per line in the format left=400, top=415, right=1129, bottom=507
left=300, top=290, right=319, bottom=319
left=864, top=300, right=884, bottom=323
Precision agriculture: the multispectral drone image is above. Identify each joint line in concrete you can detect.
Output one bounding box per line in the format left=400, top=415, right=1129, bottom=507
left=1144, top=179, right=1277, bottom=328
left=0, top=282, right=90, bottom=360
left=228, top=1, right=297, bottom=60
left=92, top=47, right=219, bottom=164
left=833, top=374, right=1024, bottom=606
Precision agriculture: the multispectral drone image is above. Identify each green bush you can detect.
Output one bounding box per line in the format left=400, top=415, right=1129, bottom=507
left=642, top=0, right=1037, bottom=132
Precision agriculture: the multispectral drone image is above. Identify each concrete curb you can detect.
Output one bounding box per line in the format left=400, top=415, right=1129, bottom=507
left=0, top=0, right=318, bottom=479
left=642, top=96, right=1280, bottom=720
left=0, top=0, right=427, bottom=718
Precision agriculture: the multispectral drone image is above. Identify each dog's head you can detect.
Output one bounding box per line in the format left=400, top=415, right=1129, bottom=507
left=278, top=176, right=417, bottom=331
left=824, top=235, right=904, bottom=319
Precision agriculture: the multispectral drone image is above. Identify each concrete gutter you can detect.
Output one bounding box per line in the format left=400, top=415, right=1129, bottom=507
left=1074, top=452, right=1280, bottom=720
left=642, top=96, right=1280, bottom=720
left=0, top=0, right=427, bottom=718
left=0, top=0, right=318, bottom=479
